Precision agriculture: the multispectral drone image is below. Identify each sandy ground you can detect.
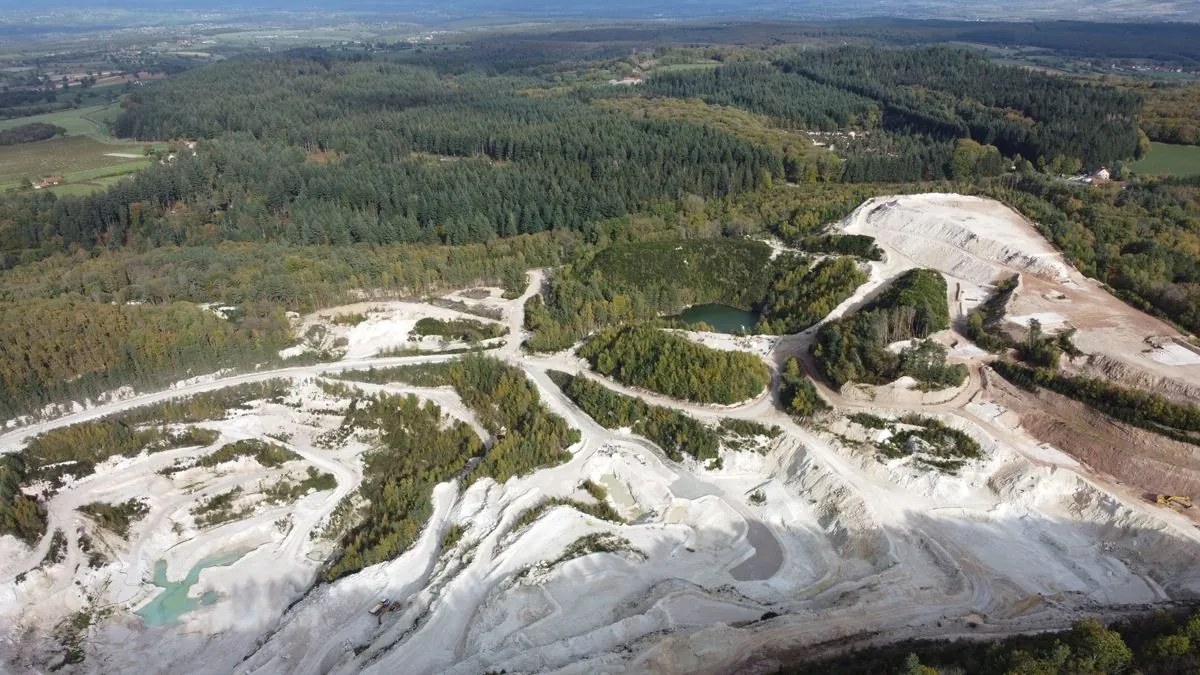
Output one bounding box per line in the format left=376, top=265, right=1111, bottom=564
left=3, top=200, right=1200, bottom=674
left=841, top=194, right=1200, bottom=394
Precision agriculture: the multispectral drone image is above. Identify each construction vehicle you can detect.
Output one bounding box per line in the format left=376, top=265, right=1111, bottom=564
left=1155, top=495, right=1194, bottom=509
left=367, top=598, right=405, bottom=624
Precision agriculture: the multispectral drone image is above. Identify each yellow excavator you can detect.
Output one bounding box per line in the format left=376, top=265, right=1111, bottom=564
left=1155, top=495, right=1194, bottom=509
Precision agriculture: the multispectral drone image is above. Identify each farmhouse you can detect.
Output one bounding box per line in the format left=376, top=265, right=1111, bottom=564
left=33, top=176, right=64, bottom=189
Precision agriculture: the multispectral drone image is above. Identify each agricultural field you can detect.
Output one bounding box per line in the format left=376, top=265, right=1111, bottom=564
left=0, top=104, right=113, bottom=137
left=1130, top=142, right=1200, bottom=176
left=0, top=135, right=151, bottom=190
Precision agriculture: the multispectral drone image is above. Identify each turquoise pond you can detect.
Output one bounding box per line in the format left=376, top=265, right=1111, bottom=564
left=136, top=549, right=250, bottom=627
left=674, top=303, right=760, bottom=334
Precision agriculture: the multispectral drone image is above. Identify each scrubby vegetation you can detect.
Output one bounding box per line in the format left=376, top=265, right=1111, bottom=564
left=550, top=370, right=720, bottom=461
left=330, top=363, right=455, bottom=387
left=77, top=499, right=150, bottom=538
left=509, top=497, right=624, bottom=537
left=812, top=269, right=964, bottom=390
left=163, top=438, right=299, bottom=477
left=780, top=357, right=830, bottom=419
left=439, top=523, right=467, bottom=554
left=756, top=255, right=867, bottom=334
left=547, top=532, right=644, bottom=569
left=795, top=234, right=885, bottom=260
left=0, top=454, right=46, bottom=545
left=881, top=415, right=982, bottom=462
left=964, top=274, right=1020, bottom=352
left=579, top=324, right=770, bottom=404
left=22, top=424, right=218, bottom=488
left=326, top=392, right=484, bottom=580
left=264, top=467, right=338, bottom=503
left=410, top=317, right=506, bottom=342
left=449, top=356, right=580, bottom=483
left=120, top=380, right=292, bottom=425
left=719, top=418, right=783, bottom=440
left=329, top=312, right=367, bottom=326
left=779, top=613, right=1200, bottom=675
left=326, top=357, right=575, bottom=580
left=848, top=413, right=980, bottom=472
left=191, top=487, right=249, bottom=529
left=198, top=439, right=297, bottom=469
left=1, top=381, right=293, bottom=543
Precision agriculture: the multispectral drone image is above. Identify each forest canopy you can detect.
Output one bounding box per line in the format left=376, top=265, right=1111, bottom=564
left=578, top=324, right=770, bottom=404
left=811, top=269, right=966, bottom=390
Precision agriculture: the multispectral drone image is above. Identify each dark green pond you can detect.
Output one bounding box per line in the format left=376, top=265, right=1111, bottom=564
left=674, top=304, right=760, bottom=334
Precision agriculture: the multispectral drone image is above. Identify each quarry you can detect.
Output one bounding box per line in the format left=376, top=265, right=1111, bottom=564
left=2, top=195, right=1200, bottom=675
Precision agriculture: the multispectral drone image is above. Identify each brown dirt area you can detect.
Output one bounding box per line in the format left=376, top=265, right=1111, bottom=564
left=981, top=367, right=1200, bottom=514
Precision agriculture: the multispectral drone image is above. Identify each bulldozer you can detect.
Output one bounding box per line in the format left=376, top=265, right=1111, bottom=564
left=1155, top=495, right=1194, bottom=509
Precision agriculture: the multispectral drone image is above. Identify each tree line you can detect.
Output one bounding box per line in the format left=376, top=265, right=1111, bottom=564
left=548, top=370, right=719, bottom=462
left=781, top=612, right=1200, bottom=675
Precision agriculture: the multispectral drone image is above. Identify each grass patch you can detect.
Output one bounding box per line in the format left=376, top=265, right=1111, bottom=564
left=0, top=104, right=113, bottom=136
left=1131, top=142, right=1200, bottom=177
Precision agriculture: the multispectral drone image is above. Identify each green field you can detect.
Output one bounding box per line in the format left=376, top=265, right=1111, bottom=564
left=0, top=135, right=151, bottom=189
left=0, top=104, right=116, bottom=137
left=1131, top=142, right=1200, bottom=177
